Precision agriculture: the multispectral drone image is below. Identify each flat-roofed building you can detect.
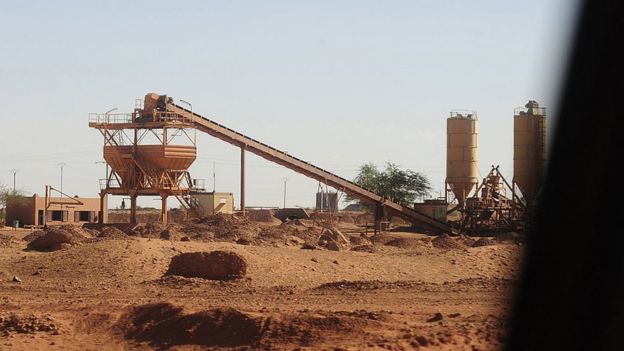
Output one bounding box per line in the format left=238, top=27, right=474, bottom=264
left=189, top=192, right=234, bottom=216
left=5, top=194, right=106, bottom=227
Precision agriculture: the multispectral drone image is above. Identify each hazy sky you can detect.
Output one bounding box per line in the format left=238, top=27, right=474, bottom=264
left=0, top=0, right=578, bottom=209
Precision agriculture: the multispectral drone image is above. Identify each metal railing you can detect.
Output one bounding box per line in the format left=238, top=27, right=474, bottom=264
left=449, top=110, right=478, bottom=119
left=89, top=112, right=134, bottom=124
left=99, top=178, right=121, bottom=190
left=89, top=111, right=193, bottom=125
left=514, top=106, right=547, bottom=116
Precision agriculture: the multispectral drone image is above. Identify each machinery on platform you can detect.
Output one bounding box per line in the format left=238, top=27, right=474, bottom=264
left=444, top=102, right=546, bottom=233
left=89, top=94, right=203, bottom=223
left=89, top=93, right=545, bottom=234
left=90, top=93, right=456, bottom=233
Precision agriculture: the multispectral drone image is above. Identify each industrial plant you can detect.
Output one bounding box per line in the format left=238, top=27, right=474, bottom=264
left=0, top=93, right=546, bottom=234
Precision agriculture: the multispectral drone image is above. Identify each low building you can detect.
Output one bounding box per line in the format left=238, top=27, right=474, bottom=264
left=189, top=192, right=234, bottom=216
left=5, top=194, right=106, bottom=227
left=414, top=199, right=448, bottom=222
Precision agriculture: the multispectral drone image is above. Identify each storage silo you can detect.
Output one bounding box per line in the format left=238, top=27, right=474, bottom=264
left=446, top=111, right=478, bottom=208
left=513, top=100, right=547, bottom=208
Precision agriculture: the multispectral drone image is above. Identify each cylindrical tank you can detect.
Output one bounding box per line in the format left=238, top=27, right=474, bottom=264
left=446, top=111, right=478, bottom=207
left=513, top=100, right=547, bottom=207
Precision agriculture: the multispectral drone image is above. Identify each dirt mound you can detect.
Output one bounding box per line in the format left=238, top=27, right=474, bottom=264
left=0, top=313, right=59, bottom=335
left=349, top=235, right=372, bottom=246
left=159, top=226, right=183, bottom=241
left=130, top=222, right=166, bottom=238
left=166, top=251, right=247, bottom=280
left=351, top=244, right=376, bottom=253
left=26, top=225, right=91, bottom=251
left=385, top=237, right=432, bottom=250
left=118, top=303, right=385, bottom=349
left=315, top=280, right=425, bottom=291
left=0, top=234, right=21, bottom=249
left=97, top=227, right=128, bottom=240
left=472, top=237, right=495, bottom=247
left=185, top=214, right=261, bottom=242
left=495, top=231, right=524, bottom=244
left=457, top=235, right=476, bottom=247
left=118, top=303, right=261, bottom=348
left=22, top=230, right=46, bottom=242
left=369, top=233, right=395, bottom=245
left=247, top=209, right=282, bottom=224
left=431, top=234, right=466, bottom=250
left=317, top=228, right=350, bottom=251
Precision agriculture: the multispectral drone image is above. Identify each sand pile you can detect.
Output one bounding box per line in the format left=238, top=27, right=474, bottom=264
left=368, top=233, right=396, bottom=245
left=351, top=244, right=376, bottom=253
left=97, top=227, right=128, bottom=240
left=495, top=232, right=524, bottom=244
left=130, top=222, right=167, bottom=238
left=385, top=237, right=432, bottom=250
left=26, top=225, right=93, bottom=251
left=457, top=235, right=476, bottom=247
left=159, top=226, right=184, bottom=241
left=119, top=303, right=261, bottom=348
left=349, top=234, right=372, bottom=246
left=472, top=237, right=494, bottom=247
left=187, top=214, right=261, bottom=242
left=431, top=234, right=466, bottom=250
left=246, top=209, right=282, bottom=224
left=166, top=251, right=247, bottom=280
left=317, top=228, right=350, bottom=251
left=252, top=222, right=322, bottom=247
left=118, top=303, right=383, bottom=349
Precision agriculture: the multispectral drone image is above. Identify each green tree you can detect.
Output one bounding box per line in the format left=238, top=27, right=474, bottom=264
left=346, top=162, right=431, bottom=207
left=0, top=183, right=27, bottom=222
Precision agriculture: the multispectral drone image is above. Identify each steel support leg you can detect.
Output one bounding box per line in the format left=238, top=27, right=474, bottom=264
left=161, top=195, right=168, bottom=224
left=240, top=145, right=246, bottom=215
left=130, top=195, right=137, bottom=224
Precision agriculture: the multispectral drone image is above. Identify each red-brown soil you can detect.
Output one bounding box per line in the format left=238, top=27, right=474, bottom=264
left=0, top=214, right=523, bottom=350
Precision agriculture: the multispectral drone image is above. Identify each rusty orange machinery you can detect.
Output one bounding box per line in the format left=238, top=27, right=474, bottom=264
left=89, top=94, right=198, bottom=224
left=461, top=166, right=519, bottom=233
left=90, top=93, right=456, bottom=233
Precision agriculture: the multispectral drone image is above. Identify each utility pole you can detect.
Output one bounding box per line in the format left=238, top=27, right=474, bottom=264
left=9, top=169, right=18, bottom=194
left=282, top=177, right=288, bottom=208
left=58, top=162, right=66, bottom=195
left=213, top=161, right=216, bottom=192
left=95, top=161, right=108, bottom=186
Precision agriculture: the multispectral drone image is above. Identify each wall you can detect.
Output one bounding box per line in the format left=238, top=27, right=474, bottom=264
left=6, top=194, right=105, bottom=227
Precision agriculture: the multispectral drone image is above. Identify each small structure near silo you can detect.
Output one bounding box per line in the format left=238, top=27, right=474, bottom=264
left=414, top=199, right=448, bottom=222
left=189, top=191, right=234, bottom=216
left=316, top=191, right=338, bottom=212
left=462, top=166, right=518, bottom=232
left=274, top=208, right=310, bottom=222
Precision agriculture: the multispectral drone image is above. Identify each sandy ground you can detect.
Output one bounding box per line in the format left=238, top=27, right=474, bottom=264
left=0, top=222, right=523, bottom=351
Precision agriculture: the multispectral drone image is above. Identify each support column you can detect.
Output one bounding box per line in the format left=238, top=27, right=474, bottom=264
left=99, top=192, right=105, bottom=224
left=240, top=145, right=246, bottom=215
left=130, top=195, right=137, bottom=224
left=161, top=195, right=168, bottom=224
